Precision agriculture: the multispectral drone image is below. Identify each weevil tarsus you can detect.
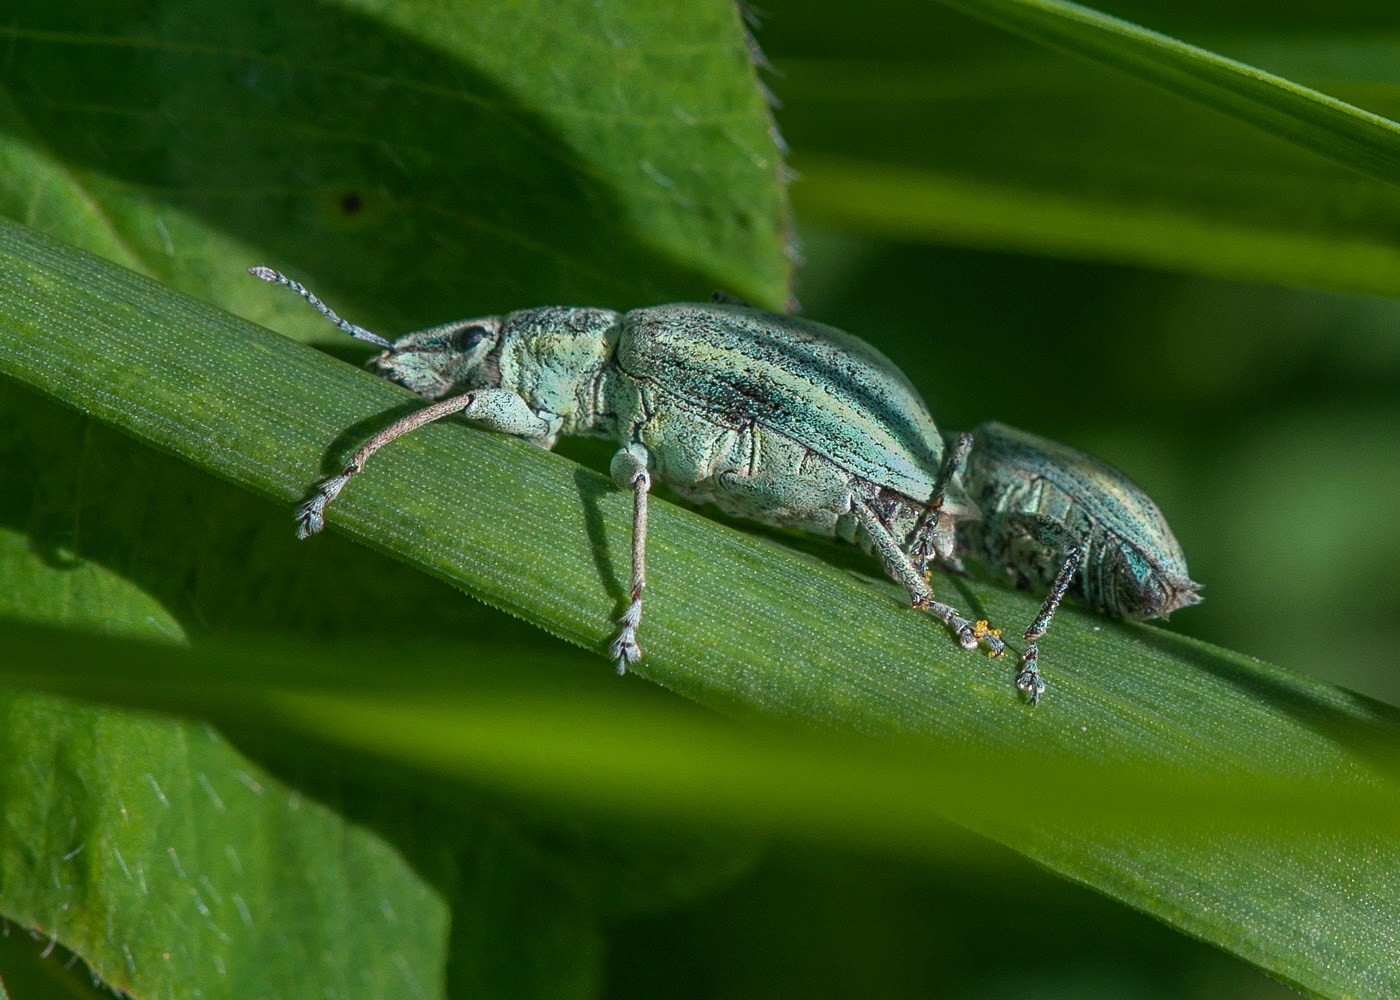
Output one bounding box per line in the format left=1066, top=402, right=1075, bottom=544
left=609, top=442, right=653, bottom=673
left=294, top=392, right=477, bottom=538
left=1014, top=543, right=1084, bottom=705
left=248, top=266, right=394, bottom=349
left=853, top=499, right=1002, bottom=656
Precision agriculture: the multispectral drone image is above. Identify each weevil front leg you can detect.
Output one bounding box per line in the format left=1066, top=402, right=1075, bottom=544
left=1016, top=544, right=1084, bottom=705
left=296, top=388, right=556, bottom=537
left=854, top=500, right=1004, bottom=657
left=608, top=442, right=653, bottom=674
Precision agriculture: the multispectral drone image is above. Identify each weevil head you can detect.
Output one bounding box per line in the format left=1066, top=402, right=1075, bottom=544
left=369, top=316, right=504, bottom=399
left=370, top=307, right=622, bottom=425
left=1109, top=546, right=1203, bottom=622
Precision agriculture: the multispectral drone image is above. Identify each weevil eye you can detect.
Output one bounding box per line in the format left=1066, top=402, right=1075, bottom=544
left=453, top=325, right=491, bottom=351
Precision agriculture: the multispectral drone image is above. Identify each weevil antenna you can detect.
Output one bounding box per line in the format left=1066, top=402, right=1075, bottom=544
left=247, top=266, right=395, bottom=349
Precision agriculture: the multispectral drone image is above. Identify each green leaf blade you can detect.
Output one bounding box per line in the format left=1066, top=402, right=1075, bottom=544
left=2, top=220, right=1399, bottom=998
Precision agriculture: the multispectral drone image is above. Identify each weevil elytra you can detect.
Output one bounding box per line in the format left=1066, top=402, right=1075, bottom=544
left=253, top=267, right=1198, bottom=702
left=948, top=423, right=1201, bottom=703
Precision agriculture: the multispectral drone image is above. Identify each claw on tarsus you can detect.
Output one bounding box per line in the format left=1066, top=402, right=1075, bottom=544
left=294, top=472, right=351, bottom=539
left=294, top=497, right=326, bottom=539
left=610, top=596, right=644, bottom=675
left=1016, top=647, right=1046, bottom=705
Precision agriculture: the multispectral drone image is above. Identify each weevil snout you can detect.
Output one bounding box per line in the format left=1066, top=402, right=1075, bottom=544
left=368, top=316, right=503, bottom=399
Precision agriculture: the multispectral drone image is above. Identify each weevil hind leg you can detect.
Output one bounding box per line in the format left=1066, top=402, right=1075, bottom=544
left=853, top=500, right=1004, bottom=657
left=296, top=388, right=555, bottom=538
left=1015, top=544, right=1084, bottom=705
left=608, top=442, right=653, bottom=674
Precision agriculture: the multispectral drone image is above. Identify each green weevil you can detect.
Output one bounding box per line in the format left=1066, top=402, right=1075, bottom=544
left=945, top=422, right=1202, bottom=703
left=251, top=268, right=1005, bottom=672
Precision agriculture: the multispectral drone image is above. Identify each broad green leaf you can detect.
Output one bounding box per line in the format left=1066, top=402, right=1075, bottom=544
left=3, top=218, right=1399, bottom=996
left=0, top=692, right=450, bottom=1000
left=1, top=370, right=468, bottom=1000
left=0, top=0, right=790, bottom=328
left=760, top=1, right=1400, bottom=295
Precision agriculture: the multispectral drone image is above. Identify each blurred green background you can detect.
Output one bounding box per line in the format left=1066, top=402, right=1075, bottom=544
left=628, top=3, right=1400, bottom=992
left=2, top=0, right=1397, bottom=997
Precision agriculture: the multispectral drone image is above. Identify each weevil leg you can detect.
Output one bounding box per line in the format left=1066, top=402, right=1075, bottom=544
left=854, top=500, right=1003, bottom=656
left=911, top=432, right=973, bottom=576
left=1016, top=544, right=1084, bottom=705
left=296, top=388, right=554, bottom=538
left=608, top=442, right=653, bottom=674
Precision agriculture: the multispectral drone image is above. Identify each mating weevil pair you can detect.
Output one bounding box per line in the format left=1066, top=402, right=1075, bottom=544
left=253, top=267, right=1200, bottom=704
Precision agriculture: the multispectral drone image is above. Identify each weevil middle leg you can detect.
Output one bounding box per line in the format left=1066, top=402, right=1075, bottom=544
left=608, top=442, right=653, bottom=673
left=295, top=388, right=557, bottom=537
left=1015, top=544, right=1084, bottom=705
left=853, top=500, right=1003, bottom=656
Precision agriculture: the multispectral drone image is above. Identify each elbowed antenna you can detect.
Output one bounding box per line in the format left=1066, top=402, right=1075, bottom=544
left=247, top=266, right=394, bottom=349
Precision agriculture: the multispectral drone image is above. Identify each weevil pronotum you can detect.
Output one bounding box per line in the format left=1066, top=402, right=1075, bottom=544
left=252, top=267, right=1199, bottom=702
